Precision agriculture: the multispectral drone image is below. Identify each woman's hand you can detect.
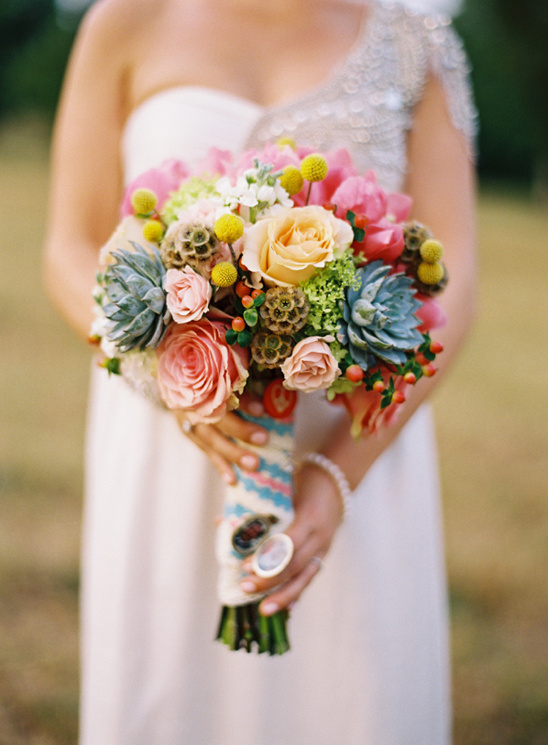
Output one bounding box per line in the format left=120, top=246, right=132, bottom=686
left=239, top=464, right=343, bottom=615
left=175, top=396, right=270, bottom=485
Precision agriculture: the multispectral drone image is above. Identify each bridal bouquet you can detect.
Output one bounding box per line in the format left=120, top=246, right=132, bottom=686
left=91, top=142, right=448, bottom=654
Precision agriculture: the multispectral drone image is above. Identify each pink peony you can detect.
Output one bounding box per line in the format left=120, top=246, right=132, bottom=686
left=195, top=147, right=235, bottom=179
left=331, top=171, right=388, bottom=223
left=293, top=148, right=358, bottom=206
left=386, top=191, right=412, bottom=222
left=281, top=336, right=340, bottom=392
left=121, top=159, right=189, bottom=217
left=415, top=296, right=447, bottom=332
left=334, top=372, right=408, bottom=436
left=156, top=319, right=248, bottom=423
left=164, top=267, right=212, bottom=324
left=354, top=218, right=404, bottom=264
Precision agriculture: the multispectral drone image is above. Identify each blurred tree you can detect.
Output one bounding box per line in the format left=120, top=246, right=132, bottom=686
left=455, top=0, right=538, bottom=184
left=490, top=0, right=548, bottom=195
left=0, top=0, right=75, bottom=121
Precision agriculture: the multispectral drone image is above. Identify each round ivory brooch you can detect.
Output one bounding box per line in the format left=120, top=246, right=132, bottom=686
left=251, top=533, right=294, bottom=578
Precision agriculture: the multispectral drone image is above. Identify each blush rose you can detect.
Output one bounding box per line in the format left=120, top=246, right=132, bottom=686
left=156, top=319, right=248, bottom=423
left=281, top=336, right=341, bottom=392
left=164, top=267, right=212, bottom=323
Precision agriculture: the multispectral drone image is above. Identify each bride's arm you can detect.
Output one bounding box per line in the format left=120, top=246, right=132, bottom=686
left=44, top=3, right=129, bottom=338
left=243, top=73, right=477, bottom=613
left=44, top=2, right=268, bottom=476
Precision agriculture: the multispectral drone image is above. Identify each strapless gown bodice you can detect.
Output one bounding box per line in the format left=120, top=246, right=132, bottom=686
left=122, top=86, right=264, bottom=181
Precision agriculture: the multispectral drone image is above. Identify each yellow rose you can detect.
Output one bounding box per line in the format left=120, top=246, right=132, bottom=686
left=241, top=206, right=354, bottom=287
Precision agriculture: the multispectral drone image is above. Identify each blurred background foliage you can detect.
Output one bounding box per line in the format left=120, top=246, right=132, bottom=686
left=0, top=0, right=547, bottom=190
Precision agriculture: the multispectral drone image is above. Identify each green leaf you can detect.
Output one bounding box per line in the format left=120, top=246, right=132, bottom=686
left=243, top=308, right=258, bottom=327
left=353, top=227, right=365, bottom=243
left=225, top=328, right=238, bottom=345
left=253, top=293, right=266, bottom=307
left=237, top=330, right=252, bottom=347
left=105, top=357, right=121, bottom=375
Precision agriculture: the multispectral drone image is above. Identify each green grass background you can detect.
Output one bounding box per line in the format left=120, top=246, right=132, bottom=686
left=1, top=117, right=547, bottom=744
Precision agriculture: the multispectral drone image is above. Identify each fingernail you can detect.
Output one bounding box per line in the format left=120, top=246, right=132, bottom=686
left=240, top=580, right=257, bottom=593
left=223, top=471, right=235, bottom=485
left=240, top=454, right=258, bottom=470
left=260, top=601, right=278, bottom=616
left=250, top=431, right=268, bottom=446
left=248, top=400, right=264, bottom=416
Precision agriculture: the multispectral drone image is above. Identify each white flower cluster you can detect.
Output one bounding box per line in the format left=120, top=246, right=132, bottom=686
left=215, top=161, right=292, bottom=222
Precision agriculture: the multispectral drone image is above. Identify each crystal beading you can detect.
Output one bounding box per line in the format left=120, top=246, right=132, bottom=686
left=245, top=0, right=478, bottom=194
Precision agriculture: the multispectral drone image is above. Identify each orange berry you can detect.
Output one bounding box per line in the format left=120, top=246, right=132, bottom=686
left=232, top=317, right=245, bottom=332
left=354, top=214, right=369, bottom=230
left=415, top=352, right=429, bottom=366
left=346, top=365, right=364, bottom=383
left=241, top=295, right=254, bottom=309
left=422, top=363, right=437, bottom=377
left=251, top=289, right=263, bottom=300
left=373, top=380, right=385, bottom=393
left=403, top=371, right=417, bottom=385
left=429, top=340, right=444, bottom=355
left=392, top=390, right=406, bottom=405
left=235, top=281, right=250, bottom=298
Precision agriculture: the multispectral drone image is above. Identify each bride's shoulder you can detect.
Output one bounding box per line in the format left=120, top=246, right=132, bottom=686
left=78, top=0, right=175, bottom=48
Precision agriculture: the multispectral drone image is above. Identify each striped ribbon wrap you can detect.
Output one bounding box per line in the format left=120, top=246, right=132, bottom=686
left=215, top=413, right=295, bottom=608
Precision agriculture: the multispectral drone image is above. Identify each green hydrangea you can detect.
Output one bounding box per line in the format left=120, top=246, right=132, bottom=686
left=300, top=252, right=360, bottom=336
left=161, top=176, right=219, bottom=225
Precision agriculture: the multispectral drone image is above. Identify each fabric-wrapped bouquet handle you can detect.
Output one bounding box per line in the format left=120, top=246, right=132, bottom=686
left=215, top=412, right=295, bottom=654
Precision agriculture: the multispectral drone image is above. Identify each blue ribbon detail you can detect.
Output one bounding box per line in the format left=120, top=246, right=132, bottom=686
left=234, top=470, right=293, bottom=511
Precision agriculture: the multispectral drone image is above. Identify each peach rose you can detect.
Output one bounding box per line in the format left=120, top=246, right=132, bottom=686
left=281, top=336, right=340, bottom=392
left=164, top=267, right=212, bottom=323
left=156, top=319, right=248, bottom=423
left=241, top=206, right=353, bottom=287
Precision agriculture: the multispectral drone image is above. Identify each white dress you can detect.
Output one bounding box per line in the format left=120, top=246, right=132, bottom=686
left=81, top=4, right=476, bottom=744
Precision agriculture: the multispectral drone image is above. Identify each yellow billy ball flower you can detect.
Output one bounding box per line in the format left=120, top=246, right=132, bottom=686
left=142, top=219, right=164, bottom=243
left=214, top=214, right=244, bottom=243
left=300, top=153, right=328, bottom=182
left=211, top=261, right=238, bottom=287
left=279, top=165, right=304, bottom=196
left=131, top=188, right=158, bottom=215
left=417, top=261, right=445, bottom=285
left=419, top=239, right=444, bottom=264
left=277, top=136, right=296, bottom=150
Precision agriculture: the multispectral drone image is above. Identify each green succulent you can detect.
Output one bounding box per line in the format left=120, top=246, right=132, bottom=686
left=100, top=242, right=170, bottom=352
left=338, top=260, right=423, bottom=369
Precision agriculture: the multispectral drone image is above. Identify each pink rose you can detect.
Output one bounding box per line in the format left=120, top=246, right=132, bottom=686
left=121, top=159, right=189, bottom=217
left=281, top=336, right=340, bottom=392
left=156, top=319, right=248, bottom=423
left=331, top=172, right=388, bottom=222
left=354, top=218, right=404, bottom=264
left=164, top=267, right=212, bottom=323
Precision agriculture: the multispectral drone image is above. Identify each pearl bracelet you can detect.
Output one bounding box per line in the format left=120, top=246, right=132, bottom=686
left=298, top=452, right=352, bottom=521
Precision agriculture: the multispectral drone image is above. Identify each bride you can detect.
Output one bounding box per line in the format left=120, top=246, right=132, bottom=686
left=44, top=0, right=476, bottom=743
